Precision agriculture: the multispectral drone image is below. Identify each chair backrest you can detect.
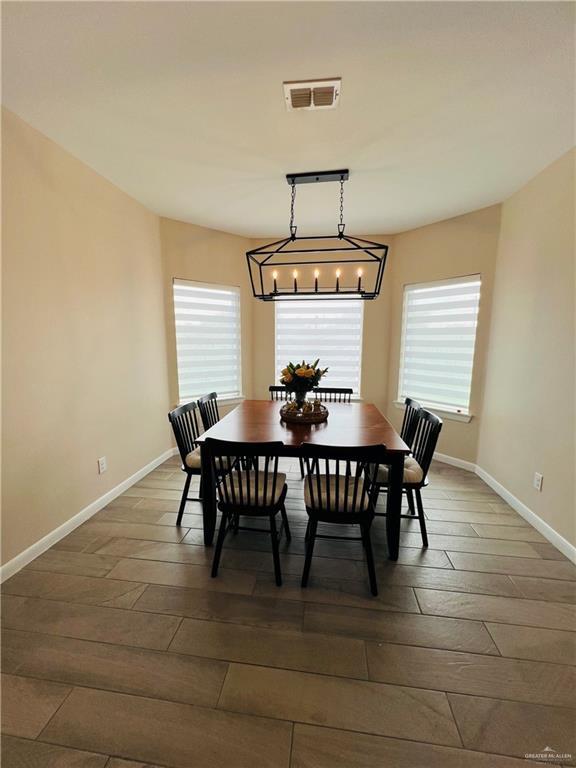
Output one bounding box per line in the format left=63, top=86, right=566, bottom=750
left=269, top=385, right=293, bottom=402
left=205, top=438, right=283, bottom=509
left=411, top=409, right=443, bottom=481
left=312, top=387, right=353, bottom=403
left=400, top=397, right=423, bottom=449
left=168, top=401, right=202, bottom=465
left=197, top=392, right=220, bottom=431
left=301, top=443, right=388, bottom=515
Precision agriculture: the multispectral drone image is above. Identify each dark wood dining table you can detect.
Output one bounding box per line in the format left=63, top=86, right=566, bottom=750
left=196, top=399, right=410, bottom=560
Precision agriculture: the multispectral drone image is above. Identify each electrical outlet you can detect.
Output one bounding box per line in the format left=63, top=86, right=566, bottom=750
left=533, top=472, right=543, bottom=492
left=98, top=456, right=107, bottom=474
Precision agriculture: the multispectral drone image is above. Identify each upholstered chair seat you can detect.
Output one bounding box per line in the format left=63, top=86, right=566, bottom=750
left=184, top=447, right=202, bottom=470
left=304, top=474, right=371, bottom=512
left=376, top=456, right=424, bottom=484
left=222, top=471, right=287, bottom=507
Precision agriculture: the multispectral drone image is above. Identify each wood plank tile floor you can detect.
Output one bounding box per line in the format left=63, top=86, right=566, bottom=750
left=2, top=459, right=575, bottom=767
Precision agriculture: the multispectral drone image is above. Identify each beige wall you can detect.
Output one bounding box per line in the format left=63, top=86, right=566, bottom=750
left=385, top=206, right=501, bottom=462
left=477, top=150, right=575, bottom=546
left=159, top=217, right=253, bottom=418
left=1, top=110, right=172, bottom=565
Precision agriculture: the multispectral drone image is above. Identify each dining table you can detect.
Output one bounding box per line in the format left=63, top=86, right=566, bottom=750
left=196, top=399, right=410, bottom=560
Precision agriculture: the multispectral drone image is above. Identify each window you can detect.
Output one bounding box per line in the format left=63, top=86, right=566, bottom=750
left=275, top=298, right=364, bottom=394
left=172, top=279, right=242, bottom=403
left=398, top=275, right=481, bottom=414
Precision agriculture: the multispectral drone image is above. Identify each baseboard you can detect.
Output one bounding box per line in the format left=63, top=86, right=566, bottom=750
left=475, top=465, right=576, bottom=564
left=433, top=452, right=575, bottom=563
left=0, top=447, right=179, bottom=583
left=433, top=452, right=477, bottom=473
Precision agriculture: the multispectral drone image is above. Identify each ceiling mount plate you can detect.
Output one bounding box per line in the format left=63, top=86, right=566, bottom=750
left=286, top=169, right=349, bottom=185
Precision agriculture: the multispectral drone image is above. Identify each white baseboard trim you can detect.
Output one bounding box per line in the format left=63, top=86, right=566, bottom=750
left=475, top=465, right=576, bottom=564
left=433, top=452, right=575, bottom=563
left=0, top=447, right=179, bottom=583
left=433, top=452, right=477, bottom=473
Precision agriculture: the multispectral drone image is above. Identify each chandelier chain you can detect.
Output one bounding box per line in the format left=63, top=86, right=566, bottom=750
left=289, top=181, right=296, bottom=233
left=337, top=177, right=346, bottom=236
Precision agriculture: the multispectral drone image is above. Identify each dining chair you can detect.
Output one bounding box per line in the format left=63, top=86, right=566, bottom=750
left=374, top=409, right=443, bottom=547
left=400, top=397, right=422, bottom=450
left=197, top=391, right=221, bottom=431
left=268, top=385, right=294, bottom=401
left=312, top=387, right=353, bottom=403
left=207, top=438, right=291, bottom=586
left=300, top=443, right=389, bottom=596
left=168, top=401, right=203, bottom=525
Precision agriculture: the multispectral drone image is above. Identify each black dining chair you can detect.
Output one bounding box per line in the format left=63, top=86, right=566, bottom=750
left=268, top=385, right=294, bottom=401
left=168, top=401, right=203, bottom=525
left=374, top=409, right=443, bottom=547
left=312, top=387, right=353, bottom=403
left=207, top=438, right=291, bottom=586
left=300, top=443, right=389, bottom=596
left=198, top=392, right=221, bottom=431
left=400, top=397, right=422, bottom=450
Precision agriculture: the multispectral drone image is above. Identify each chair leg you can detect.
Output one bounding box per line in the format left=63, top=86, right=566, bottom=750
left=361, top=521, right=378, bottom=597
left=211, top=510, right=229, bottom=577
left=269, top=514, right=282, bottom=587
left=406, top=488, right=416, bottom=516
left=198, top=475, right=203, bottom=501
left=301, top=519, right=317, bottom=587
left=415, top=488, right=429, bottom=548
left=176, top=474, right=192, bottom=526
left=280, top=505, right=291, bottom=541
left=304, top=520, right=310, bottom=541
left=299, top=457, right=305, bottom=480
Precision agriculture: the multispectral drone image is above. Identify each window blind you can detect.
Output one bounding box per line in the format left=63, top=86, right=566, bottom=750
left=275, top=298, right=364, bottom=394
left=173, top=279, right=242, bottom=403
left=398, top=276, right=481, bottom=413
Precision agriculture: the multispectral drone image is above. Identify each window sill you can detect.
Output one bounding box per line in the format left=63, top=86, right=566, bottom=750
left=178, top=395, right=245, bottom=408
left=393, top=400, right=473, bottom=423
left=219, top=396, right=245, bottom=407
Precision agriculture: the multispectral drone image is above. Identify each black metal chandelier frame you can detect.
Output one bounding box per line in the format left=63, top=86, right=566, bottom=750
left=246, top=169, right=389, bottom=301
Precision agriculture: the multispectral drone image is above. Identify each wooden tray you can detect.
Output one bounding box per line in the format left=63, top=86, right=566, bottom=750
left=280, top=403, right=329, bottom=424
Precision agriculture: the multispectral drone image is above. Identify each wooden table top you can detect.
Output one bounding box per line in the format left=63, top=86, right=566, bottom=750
left=197, top=399, right=409, bottom=454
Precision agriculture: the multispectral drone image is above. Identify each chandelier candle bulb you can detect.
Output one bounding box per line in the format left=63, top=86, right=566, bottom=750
left=272, top=271, right=278, bottom=294
left=314, top=269, right=319, bottom=292
left=293, top=270, right=298, bottom=292
left=336, top=268, right=341, bottom=292
left=357, top=269, right=363, bottom=292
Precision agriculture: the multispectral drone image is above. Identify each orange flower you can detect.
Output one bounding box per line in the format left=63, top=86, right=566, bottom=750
left=295, top=367, right=315, bottom=378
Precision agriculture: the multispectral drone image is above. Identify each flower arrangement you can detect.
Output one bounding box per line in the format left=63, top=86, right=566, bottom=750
left=280, top=359, right=328, bottom=408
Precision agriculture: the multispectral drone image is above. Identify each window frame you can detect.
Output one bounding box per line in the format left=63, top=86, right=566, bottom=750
left=397, top=273, right=482, bottom=419
left=274, top=297, right=365, bottom=398
left=172, top=277, right=243, bottom=405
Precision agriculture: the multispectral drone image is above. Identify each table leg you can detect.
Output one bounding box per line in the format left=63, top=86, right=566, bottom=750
left=386, top=454, right=404, bottom=560
left=200, top=447, right=216, bottom=546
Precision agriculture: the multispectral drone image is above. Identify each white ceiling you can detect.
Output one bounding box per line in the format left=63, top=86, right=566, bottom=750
left=3, top=2, right=574, bottom=237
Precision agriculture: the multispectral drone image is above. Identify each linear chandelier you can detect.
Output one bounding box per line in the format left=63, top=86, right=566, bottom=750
left=246, top=169, right=389, bottom=301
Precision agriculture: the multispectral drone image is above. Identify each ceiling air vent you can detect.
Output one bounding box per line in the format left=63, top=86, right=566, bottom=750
left=283, top=78, right=341, bottom=112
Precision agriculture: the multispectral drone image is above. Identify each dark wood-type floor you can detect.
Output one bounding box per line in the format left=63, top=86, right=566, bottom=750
left=2, top=457, right=575, bottom=767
